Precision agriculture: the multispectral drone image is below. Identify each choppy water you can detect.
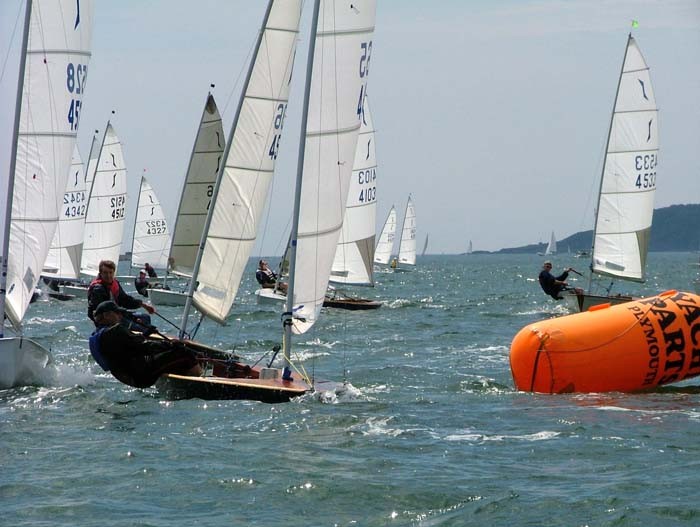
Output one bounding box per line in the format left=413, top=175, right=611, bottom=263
left=3, top=253, right=700, bottom=526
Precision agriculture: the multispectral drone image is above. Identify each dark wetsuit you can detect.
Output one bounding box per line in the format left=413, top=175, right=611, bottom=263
left=91, top=323, right=198, bottom=388
left=87, top=279, right=143, bottom=323
left=134, top=276, right=150, bottom=297
left=538, top=269, right=570, bottom=300
left=145, top=265, right=158, bottom=278
left=256, top=268, right=277, bottom=288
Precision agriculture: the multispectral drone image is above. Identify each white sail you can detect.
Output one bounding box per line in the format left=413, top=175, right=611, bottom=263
left=330, top=95, right=377, bottom=286
left=131, top=176, right=171, bottom=270
left=397, top=195, right=416, bottom=266
left=289, top=0, right=377, bottom=334
left=466, top=240, right=473, bottom=255
left=374, top=206, right=396, bottom=264
left=80, top=123, right=128, bottom=276
left=168, top=94, right=224, bottom=279
left=591, top=35, right=658, bottom=282
left=421, top=233, right=429, bottom=257
left=190, top=2, right=303, bottom=324
left=544, top=231, right=557, bottom=256
left=44, top=146, right=87, bottom=280
left=2, top=0, right=94, bottom=327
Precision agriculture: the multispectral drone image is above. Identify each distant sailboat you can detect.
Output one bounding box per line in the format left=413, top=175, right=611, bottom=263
left=391, top=195, right=416, bottom=271
left=465, top=240, right=473, bottom=255
left=374, top=206, right=396, bottom=265
left=421, top=234, right=429, bottom=257
left=563, top=34, right=658, bottom=312
left=538, top=231, right=557, bottom=256
left=130, top=175, right=171, bottom=271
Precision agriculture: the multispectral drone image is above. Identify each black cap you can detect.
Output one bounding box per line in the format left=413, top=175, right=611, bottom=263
left=94, top=300, right=128, bottom=317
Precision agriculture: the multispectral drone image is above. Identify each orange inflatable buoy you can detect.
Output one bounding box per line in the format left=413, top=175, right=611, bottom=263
left=510, top=291, right=700, bottom=393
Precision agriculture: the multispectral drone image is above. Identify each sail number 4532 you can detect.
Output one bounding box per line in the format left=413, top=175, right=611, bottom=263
left=634, top=154, right=657, bottom=189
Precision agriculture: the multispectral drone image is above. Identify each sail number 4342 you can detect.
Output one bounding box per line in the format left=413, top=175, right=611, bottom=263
left=634, top=154, right=657, bottom=189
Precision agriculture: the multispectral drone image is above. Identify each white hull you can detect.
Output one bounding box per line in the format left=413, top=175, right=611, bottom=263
left=562, top=290, right=635, bottom=312
left=0, top=337, right=52, bottom=388
left=60, top=284, right=88, bottom=298
left=255, top=288, right=286, bottom=305
left=148, top=288, right=188, bottom=307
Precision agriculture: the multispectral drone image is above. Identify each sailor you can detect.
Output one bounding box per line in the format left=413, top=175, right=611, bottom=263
left=144, top=262, right=158, bottom=278
left=256, top=259, right=287, bottom=294
left=134, top=269, right=150, bottom=297
left=88, top=300, right=201, bottom=388
left=87, top=259, right=155, bottom=326
left=538, top=261, right=581, bottom=299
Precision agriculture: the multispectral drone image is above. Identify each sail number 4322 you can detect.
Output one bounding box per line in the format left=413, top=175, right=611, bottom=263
left=634, top=154, right=657, bottom=189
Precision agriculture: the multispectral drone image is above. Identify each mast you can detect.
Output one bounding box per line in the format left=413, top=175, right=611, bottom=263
left=588, top=34, right=632, bottom=291
left=179, top=1, right=276, bottom=339
left=283, top=0, right=322, bottom=380
left=0, top=0, right=32, bottom=337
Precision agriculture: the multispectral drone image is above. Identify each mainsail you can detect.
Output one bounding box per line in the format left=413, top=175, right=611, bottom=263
left=2, top=0, right=94, bottom=327
left=397, top=195, right=416, bottom=266
left=330, top=95, right=377, bottom=286
left=131, top=176, right=171, bottom=270
left=80, top=123, right=128, bottom=276
left=590, top=35, right=658, bottom=282
left=183, top=1, right=303, bottom=327
left=288, top=0, right=377, bottom=334
left=168, top=94, right=225, bottom=279
left=374, top=206, right=396, bottom=264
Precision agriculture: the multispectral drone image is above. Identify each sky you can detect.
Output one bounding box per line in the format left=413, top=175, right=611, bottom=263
left=1, top=0, right=699, bottom=255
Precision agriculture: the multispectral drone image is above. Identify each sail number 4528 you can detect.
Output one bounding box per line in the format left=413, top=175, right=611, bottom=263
left=634, top=154, right=657, bottom=189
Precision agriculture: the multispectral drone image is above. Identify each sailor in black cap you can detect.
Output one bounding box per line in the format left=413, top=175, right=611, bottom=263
left=89, top=300, right=201, bottom=388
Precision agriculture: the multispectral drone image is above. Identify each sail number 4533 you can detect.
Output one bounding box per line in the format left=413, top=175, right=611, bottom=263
left=634, top=154, right=657, bottom=189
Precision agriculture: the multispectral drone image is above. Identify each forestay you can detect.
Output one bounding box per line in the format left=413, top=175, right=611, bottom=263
left=191, top=2, right=302, bottom=324
left=591, top=35, right=658, bottom=282
left=80, top=123, right=128, bottom=276
left=3, top=0, right=94, bottom=326
left=330, top=95, right=377, bottom=286
left=398, top=195, right=416, bottom=266
left=131, top=176, right=170, bottom=269
left=374, top=206, right=396, bottom=264
left=290, top=0, right=377, bottom=334
left=168, top=94, right=224, bottom=279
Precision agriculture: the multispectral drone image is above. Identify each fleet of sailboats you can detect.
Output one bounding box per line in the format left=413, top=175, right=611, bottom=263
left=156, top=0, right=380, bottom=401
left=563, top=34, right=658, bottom=312
left=0, top=0, right=94, bottom=387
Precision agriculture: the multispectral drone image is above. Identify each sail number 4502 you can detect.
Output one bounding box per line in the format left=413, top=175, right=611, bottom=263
left=634, top=154, right=657, bottom=189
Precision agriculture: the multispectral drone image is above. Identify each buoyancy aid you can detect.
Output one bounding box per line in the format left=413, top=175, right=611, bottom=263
left=88, top=277, right=121, bottom=300
left=89, top=327, right=111, bottom=371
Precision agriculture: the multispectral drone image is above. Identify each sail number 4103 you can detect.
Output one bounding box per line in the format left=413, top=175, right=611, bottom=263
left=634, top=154, right=657, bottom=189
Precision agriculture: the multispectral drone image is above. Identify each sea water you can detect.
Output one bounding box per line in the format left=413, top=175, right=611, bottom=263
left=3, top=253, right=700, bottom=526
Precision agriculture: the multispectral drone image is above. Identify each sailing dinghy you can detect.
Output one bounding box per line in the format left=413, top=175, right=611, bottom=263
left=374, top=206, right=396, bottom=266
left=563, top=34, right=658, bottom=312
left=391, top=195, right=416, bottom=271
left=59, top=122, right=129, bottom=298
left=156, top=0, right=377, bottom=402
left=1, top=0, right=94, bottom=387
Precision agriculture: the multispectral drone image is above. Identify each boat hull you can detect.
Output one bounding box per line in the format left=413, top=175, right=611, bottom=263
left=255, top=288, right=286, bottom=305
left=60, top=284, right=88, bottom=298
left=510, top=290, right=700, bottom=393
left=562, top=290, right=635, bottom=312
left=148, top=288, right=187, bottom=307
left=323, top=297, right=381, bottom=310
left=0, top=337, right=52, bottom=388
